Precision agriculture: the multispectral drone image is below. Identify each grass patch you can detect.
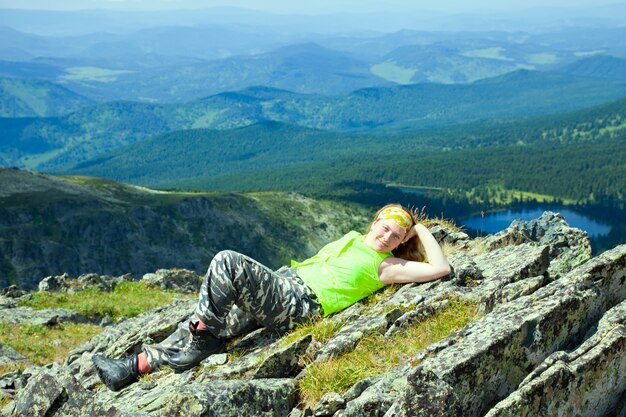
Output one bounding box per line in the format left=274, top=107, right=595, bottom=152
left=360, top=284, right=400, bottom=309
left=370, top=61, right=417, bottom=84
left=0, top=393, right=11, bottom=410
left=18, top=281, right=189, bottom=322
left=279, top=316, right=345, bottom=350
left=0, top=322, right=103, bottom=365
left=0, top=362, right=27, bottom=376
left=297, top=298, right=481, bottom=407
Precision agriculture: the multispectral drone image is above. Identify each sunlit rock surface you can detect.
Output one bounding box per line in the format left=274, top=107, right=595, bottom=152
left=5, top=212, right=626, bottom=417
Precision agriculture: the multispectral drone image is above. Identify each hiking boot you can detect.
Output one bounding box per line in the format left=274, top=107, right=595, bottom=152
left=168, top=321, right=226, bottom=373
left=92, top=354, right=139, bottom=391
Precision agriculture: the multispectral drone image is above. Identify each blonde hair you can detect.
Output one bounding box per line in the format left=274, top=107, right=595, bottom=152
left=369, top=204, right=426, bottom=262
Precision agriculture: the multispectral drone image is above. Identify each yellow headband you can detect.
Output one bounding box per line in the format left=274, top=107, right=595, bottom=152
left=377, top=207, right=413, bottom=232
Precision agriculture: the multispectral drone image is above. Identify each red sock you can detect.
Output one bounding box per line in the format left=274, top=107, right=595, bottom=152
left=137, top=352, right=150, bottom=374
left=196, top=320, right=208, bottom=330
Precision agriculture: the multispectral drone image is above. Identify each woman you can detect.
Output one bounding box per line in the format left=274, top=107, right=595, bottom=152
left=93, top=204, right=450, bottom=391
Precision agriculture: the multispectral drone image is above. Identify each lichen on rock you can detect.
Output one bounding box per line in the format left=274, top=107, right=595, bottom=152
left=1, top=212, right=624, bottom=417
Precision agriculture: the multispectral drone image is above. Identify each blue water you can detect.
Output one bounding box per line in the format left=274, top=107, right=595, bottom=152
left=462, top=208, right=612, bottom=237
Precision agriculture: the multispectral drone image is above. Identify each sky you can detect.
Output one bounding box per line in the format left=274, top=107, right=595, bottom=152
left=0, top=0, right=620, bottom=14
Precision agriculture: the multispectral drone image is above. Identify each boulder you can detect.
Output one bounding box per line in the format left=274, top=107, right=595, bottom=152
left=142, top=269, right=202, bottom=294
left=0, top=306, right=88, bottom=326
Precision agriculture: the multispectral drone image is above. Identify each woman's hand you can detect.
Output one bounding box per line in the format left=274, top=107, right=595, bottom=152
left=402, top=223, right=421, bottom=243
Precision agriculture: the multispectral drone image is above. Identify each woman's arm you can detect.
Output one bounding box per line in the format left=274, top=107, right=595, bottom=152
left=378, top=223, right=451, bottom=285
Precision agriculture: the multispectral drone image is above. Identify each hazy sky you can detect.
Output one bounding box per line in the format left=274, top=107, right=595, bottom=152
left=0, top=0, right=619, bottom=14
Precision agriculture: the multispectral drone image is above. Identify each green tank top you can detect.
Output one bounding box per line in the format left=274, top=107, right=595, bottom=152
left=291, top=231, right=392, bottom=316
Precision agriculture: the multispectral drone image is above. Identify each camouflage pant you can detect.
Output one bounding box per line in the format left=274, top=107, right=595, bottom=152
left=142, top=250, right=321, bottom=369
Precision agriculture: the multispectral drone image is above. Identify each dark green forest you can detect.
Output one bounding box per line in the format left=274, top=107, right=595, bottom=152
left=67, top=96, right=626, bottom=206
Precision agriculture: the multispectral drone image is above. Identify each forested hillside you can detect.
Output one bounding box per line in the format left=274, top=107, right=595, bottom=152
left=66, top=97, right=626, bottom=205
left=0, top=168, right=368, bottom=290
left=2, top=70, right=626, bottom=171
left=0, top=77, right=93, bottom=117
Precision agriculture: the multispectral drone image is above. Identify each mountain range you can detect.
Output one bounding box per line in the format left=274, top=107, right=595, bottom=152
left=2, top=64, right=626, bottom=173
left=1, top=19, right=625, bottom=102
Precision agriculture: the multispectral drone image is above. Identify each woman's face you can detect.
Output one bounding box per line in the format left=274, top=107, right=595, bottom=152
left=365, top=218, right=407, bottom=253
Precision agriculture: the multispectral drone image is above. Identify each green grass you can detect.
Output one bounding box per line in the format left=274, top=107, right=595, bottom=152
left=370, top=61, right=417, bottom=84
left=279, top=316, right=346, bottom=350
left=19, top=281, right=189, bottom=322
left=0, top=281, right=192, bottom=377
left=0, top=393, right=11, bottom=410
left=297, top=298, right=481, bottom=407
left=0, top=322, right=103, bottom=365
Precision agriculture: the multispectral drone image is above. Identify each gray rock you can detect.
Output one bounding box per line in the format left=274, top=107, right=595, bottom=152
left=485, top=298, right=626, bottom=417
left=314, top=308, right=404, bottom=362
left=0, top=306, right=88, bottom=326
left=313, top=392, right=345, bottom=416
left=0, top=343, right=27, bottom=365
left=448, top=252, right=483, bottom=287
left=429, top=225, right=470, bottom=246
left=0, top=285, right=25, bottom=298
left=289, top=408, right=313, bottom=417
left=394, top=244, right=626, bottom=417
left=77, top=272, right=130, bottom=292
left=8, top=367, right=121, bottom=417
left=0, top=295, right=17, bottom=309
left=469, top=211, right=591, bottom=278
left=158, top=379, right=296, bottom=417
left=142, top=269, right=202, bottom=294
left=38, top=273, right=70, bottom=292
left=253, top=334, right=312, bottom=379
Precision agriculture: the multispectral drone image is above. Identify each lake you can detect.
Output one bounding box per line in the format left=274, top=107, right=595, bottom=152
left=461, top=207, right=612, bottom=237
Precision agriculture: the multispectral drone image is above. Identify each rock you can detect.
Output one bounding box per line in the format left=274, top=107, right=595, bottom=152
left=289, top=408, right=313, bottom=417
left=77, top=273, right=130, bottom=292
left=429, top=225, right=470, bottom=246
left=484, top=298, right=626, bottom=417
left=0, top=343, right=27, bottom=365
left=447, top=253, right=483, bottom=287
left=142, top=269, right=202, bottom=294
left=38, top=273, right=70, bottom=292
left=394, top=244, right=626, bottom=417
left=0, top=295, right=17, bottom=309
left=253, top=334, right=312, bottom=379
left=159, top=379, right=296, bottom=417
left=0, top=286, right=25, bottom=298
left=0, top=306, right=88, bottom=326
left=470, top=211, right=591, bottom=278
left=312, top=392, right=345, bottom=416
left=204, top=353, right=228, bottom=367
left=8, top=367, right=120, bottom=417
left=37, top=273, right=131, bottom=294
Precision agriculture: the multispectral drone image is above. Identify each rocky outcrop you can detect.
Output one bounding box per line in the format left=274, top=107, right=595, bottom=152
left=4, top=211, right=626, bottom=417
